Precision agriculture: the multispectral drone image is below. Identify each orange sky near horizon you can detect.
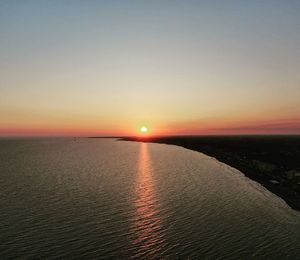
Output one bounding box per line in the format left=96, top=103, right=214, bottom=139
left=1, top=1, right=300, bottom=137
left=1, top=115, right=299, bottom=137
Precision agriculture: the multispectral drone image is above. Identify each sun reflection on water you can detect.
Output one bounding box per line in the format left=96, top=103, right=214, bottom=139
left=130, top=143, right=165, bottom=258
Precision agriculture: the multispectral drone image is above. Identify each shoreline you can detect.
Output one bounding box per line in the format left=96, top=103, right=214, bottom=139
left=119, top=136, right=300, bottom=211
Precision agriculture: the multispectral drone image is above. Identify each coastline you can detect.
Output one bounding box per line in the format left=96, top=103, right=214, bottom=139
left=119, top=136, right=300, bottom=211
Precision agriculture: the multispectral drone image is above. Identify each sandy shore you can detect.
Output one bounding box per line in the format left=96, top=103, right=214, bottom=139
left=119, top=135, right=300, bottom=211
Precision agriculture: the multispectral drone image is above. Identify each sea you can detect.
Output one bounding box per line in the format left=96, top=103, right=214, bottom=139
left=0, top=138, right=299, bottom=259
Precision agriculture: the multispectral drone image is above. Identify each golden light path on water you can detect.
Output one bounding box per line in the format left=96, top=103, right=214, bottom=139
left=130, top=143, right=165, bottom=258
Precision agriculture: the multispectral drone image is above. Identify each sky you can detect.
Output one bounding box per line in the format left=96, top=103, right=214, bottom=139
left=1, top=0, right=300, bottom=136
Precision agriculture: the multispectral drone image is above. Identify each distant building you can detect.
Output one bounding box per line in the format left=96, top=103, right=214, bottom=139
left=286, top=170, right=300, bottom=180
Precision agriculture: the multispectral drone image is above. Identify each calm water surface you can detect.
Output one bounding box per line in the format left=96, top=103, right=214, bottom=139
left=0, top=138, right=299, bottom=259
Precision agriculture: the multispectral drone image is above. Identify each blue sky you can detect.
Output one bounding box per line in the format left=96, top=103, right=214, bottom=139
left=1, top=0, right=300, bottom=135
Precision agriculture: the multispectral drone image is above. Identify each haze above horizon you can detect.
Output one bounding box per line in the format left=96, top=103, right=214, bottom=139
left=1, top=1, right=300, bottom=136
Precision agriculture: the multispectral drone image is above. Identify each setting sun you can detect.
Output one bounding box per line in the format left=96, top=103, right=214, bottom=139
left=1, top=1, right=300, bottom=259
left=140, top=126, right=148, bottom=133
